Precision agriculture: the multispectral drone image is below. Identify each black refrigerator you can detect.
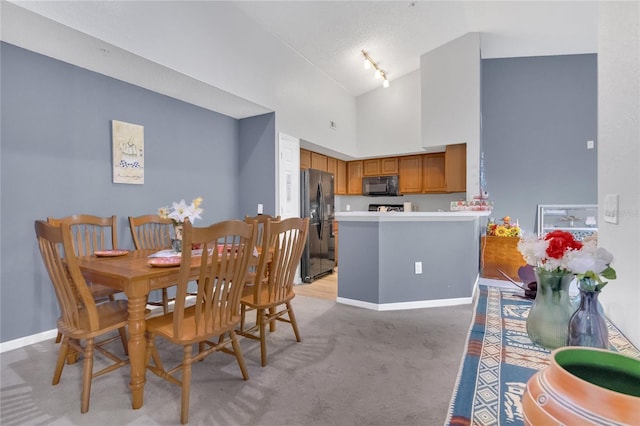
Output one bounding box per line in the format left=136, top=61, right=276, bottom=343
left=300, top=168, right=335, bottom=283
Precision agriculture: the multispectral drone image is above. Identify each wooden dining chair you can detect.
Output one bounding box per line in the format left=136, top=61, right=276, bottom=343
left=237, top=217, right=309, bottom=367
left=244, top=214, right=281, bottom=249
left=144, top=218, right=257, bottom=424
left=128, top=214, right=184, bottom=314
left=48, top=215, right=126, bottom=348
left=35, top=220, right=130, bottom=414
left=242, top=214, right=282, bottom=333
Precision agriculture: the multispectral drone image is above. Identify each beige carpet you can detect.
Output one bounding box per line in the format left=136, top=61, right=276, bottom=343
left=1, top=294, right=472, bottom=426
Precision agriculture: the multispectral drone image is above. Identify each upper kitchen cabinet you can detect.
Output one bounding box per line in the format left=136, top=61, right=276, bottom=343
left=327, top=156, right=336, bottom=177
left=335, top=159, right=347, bottom=195
left=311, top=152, right=328, bottom=172
left=445, top=143, right=466, bottom=192
left=327, top=157, right=346, bottom=195
left=363, top=158, right=399, bottom=176
left=300, top=148, right=311, bottom=169
left=422, top=153, right=446, bottom=192
left=399, top=155, right=422, bottom=193
left=347, top=161, right=363, bottom=195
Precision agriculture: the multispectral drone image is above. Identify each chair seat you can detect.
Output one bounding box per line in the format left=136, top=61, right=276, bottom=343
left=241, top=285, right=295, bottom=310
left=146, top=305, right=241, bottom=345
left=58, top=300, right=129, bottom=339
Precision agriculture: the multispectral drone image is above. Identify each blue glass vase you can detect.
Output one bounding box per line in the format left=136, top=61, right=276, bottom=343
left=568, top=289, right=608, bottom=349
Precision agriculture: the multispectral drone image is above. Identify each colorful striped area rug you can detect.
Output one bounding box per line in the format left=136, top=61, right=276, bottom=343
left=445, top=285, right=640, bottom=426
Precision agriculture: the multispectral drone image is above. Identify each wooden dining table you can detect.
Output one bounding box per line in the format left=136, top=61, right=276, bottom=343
left=76, top=249, right=195, bottom=409
left=76, top=246, right=265, bottom=409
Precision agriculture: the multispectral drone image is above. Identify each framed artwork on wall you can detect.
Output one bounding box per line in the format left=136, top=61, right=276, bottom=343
left=112, top=120, right=144, bottom=184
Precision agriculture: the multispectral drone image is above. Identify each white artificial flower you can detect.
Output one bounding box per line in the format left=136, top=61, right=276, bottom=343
left=159, top=197, right=204, bottom=225
left=566, top=241, right=613, bottom=275
left=517, top=234, right=549, bottom=266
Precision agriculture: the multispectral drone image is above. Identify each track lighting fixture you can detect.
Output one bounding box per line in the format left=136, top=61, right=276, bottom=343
left=361, top=50, right=389, bottom=89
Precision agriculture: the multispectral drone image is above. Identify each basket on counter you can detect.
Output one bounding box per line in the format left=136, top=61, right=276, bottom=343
left=480, top=235, right=526, bottom=281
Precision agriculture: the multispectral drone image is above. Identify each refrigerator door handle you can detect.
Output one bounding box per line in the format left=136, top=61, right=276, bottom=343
left=316, top=182, right=323, bottom=240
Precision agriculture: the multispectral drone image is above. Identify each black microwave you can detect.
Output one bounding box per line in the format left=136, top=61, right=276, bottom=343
left=362, top=175, right=400, bottom=196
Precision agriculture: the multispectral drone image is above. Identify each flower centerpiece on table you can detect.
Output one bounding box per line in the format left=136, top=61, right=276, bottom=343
left=158, top=197, right=203, bottom=248
left=487, top=216, right=521, bottom=237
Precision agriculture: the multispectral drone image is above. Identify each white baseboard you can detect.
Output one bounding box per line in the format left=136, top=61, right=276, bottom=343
left=336, top=296, right=473, bottom=311
left=0, top=329, right=59, bottom=353
left=0, top=298, right=198, bottom=353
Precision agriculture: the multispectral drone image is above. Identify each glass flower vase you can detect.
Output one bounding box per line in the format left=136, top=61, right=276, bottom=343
left=526, top=269, right=574, bottom=349
left=567, top=289, right=608, bottom=349
left=171, top=224, right=183, bottom=253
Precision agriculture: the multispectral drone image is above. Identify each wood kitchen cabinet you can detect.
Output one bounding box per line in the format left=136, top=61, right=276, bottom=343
left=363, top=157, right=398, bottom=176
left=347, top=161, right=363, bottom=195
left=423, top=153, right=446, bottom=193
left=445, top=143, right=466, bottom=192
left=399, top=155, right=423, bottom=193
left=300, top=148, right=311, bottom=169
left=311, top=152, right=328, bottom=172
left=335, top=159, right=347, bottom=195
left=327, top=157, right=345, bottom=195
left=327, top=156, right=336, bottom=177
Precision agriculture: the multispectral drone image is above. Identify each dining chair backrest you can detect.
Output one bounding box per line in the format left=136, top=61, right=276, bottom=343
left=254, top=217, right=309, bottom=305
left=244, top=214, right=281, bottom=249
left=47, top=214, right=118, bottom=256
left=172, top=218, right=257, bottom=339
left=129, top=214, right=173, bottom=250
left=35, top=220, right=101, bottom=332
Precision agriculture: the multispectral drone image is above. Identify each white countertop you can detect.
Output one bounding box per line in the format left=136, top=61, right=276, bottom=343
left=335, top=210, right=491, bottom=222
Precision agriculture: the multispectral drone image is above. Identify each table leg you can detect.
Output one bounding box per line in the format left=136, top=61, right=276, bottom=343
left=127, top=295, right=147, bottom=409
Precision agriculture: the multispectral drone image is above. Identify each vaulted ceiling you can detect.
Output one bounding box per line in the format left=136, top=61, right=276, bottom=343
left=233, top=1, right=598, bottom=96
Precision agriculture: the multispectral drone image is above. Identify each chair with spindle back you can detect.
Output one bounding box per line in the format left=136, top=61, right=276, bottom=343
left=242, top=214, right=281, bottom=331
left=35, top=220, right=129, bottom=414
left=144, top=218, right=257, bottom=424
left=128, top=214, right=183, bottom=314
left=244, top=214, right=281, bottom=249
left=47, top=215, right=127, bottom=350
left=237, top=217, right=309, bottom=367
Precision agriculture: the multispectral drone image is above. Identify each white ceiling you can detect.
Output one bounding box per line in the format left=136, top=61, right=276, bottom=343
left=232, top=1, right=598, bottom=96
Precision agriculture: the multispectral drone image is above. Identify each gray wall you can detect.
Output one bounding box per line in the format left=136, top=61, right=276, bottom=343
left=481, top=54, right=598, bottom=233
left=0, top=42, right=274, bottom=343
left=239, top=113, right=276, bottom=217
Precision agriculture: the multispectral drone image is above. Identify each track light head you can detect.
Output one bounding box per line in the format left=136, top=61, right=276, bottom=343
left=361, top=50, right=390, bottom=89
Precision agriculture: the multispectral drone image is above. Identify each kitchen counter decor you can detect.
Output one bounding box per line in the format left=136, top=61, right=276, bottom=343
left=486, top=215, right=521, bottom=237
left=158, top=197, right=204, bottom=253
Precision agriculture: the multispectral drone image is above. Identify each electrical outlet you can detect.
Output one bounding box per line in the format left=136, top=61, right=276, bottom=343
left=257, top=204, right=263, bottom=215
left=414, top=261, right=422, bottom=275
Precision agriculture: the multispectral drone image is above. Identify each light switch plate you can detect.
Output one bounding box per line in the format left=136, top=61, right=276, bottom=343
left=257, top=203, right=264, bottom=215
left=415, top=261, right=422, bottom=274
left=604, top=194, right=618, bottom=224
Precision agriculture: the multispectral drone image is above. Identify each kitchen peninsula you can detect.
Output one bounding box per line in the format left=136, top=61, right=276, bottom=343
left=334, top=210, right=490, bottom=310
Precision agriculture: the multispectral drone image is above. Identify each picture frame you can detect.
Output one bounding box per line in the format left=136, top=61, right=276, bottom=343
left=112, top=120, right=144, bottom=184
